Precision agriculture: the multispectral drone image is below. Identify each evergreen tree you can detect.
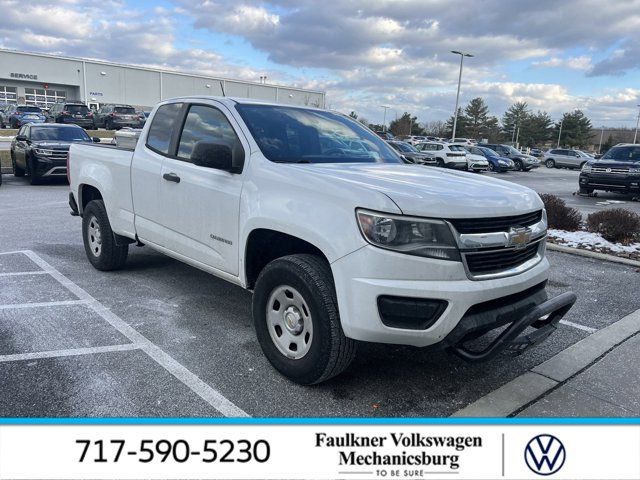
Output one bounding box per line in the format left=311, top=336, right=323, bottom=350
left=501, top=101, right=531, bottom=142
left=446, top=108, right=469, bottom=138
left=556, top=110, right=593, bottom=148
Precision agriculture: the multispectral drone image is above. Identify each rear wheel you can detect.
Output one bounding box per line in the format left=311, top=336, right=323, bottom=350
left=82, top=200, right=129, bottom=271
left=545, top=159, right=555, bottom=168
left=252, top=254, right=356, bottom=384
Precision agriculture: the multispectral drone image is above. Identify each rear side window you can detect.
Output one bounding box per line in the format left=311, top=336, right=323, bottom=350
left=177, top=105, right=242, bottom=161
left=16, top=106, right=41, bottom=113
left=146, top=103, right=182, bottom=155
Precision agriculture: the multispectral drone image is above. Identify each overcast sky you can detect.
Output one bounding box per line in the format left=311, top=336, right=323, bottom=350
left=2, top=0, right=640, bottom=127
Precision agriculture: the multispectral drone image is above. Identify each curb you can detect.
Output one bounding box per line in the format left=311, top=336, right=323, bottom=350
left=548, top=242, right=640, bottom=268
left=451, top=307, right=640, bottom=417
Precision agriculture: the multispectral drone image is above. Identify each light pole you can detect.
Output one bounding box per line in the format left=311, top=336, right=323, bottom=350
left=634, top=104, right=640, bottom=143
left=557, top=120, right=563, bottom=148
left=450, top=50, right=474, bottom=141
left=598, top=126, right=605, bottom=154
left=380, top=105, right=390, bottom=132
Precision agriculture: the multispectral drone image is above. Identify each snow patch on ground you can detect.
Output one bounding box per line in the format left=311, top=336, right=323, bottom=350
left=548, top=229, right=640, bottom=253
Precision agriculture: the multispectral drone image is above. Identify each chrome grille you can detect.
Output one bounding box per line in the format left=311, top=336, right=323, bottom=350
left=592, top=167, right=629, bottom=174
left=37, top=149, right=68, bottom=161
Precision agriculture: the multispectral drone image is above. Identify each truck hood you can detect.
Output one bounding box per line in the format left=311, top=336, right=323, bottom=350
left=296, top=163, right=542, bottom=218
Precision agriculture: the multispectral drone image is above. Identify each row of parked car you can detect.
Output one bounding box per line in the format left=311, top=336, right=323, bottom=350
left=382, top=136, right=541, bottom=173
left=0, top=102, right=148, bottom=130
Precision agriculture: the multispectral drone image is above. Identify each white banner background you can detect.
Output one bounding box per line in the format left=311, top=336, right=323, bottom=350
left=0, top=424, right=637, bottom=479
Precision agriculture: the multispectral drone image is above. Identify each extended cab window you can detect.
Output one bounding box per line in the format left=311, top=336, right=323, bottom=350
left=146, top=103, right=182, bottom=155
left=177, top=105, right=242, bottom=161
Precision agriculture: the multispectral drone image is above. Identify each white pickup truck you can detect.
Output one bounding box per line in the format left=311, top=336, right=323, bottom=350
left=68, top=96, right=576, bottom=384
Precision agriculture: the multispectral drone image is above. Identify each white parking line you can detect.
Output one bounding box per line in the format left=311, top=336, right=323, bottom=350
left=560, top=319, right=597, bottom=333
left=0, top=344, right=140, bottom=363
left=18, top=250, right=250, bottom=418
left=0, top=300, right=88, bottom=310
left=0, top=271, right=49, bottom=277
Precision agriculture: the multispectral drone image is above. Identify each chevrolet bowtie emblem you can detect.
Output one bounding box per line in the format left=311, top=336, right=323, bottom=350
left=508, top=227, right=531, bottom=249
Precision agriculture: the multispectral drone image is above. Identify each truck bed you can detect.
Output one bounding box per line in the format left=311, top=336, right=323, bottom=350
left=69, top=142, right=137, bottom=240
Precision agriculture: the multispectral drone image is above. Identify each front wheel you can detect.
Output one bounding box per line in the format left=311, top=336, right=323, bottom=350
left=436, top=158, right=445, bottom=168
left=514, top=160, right=523, bottom=171
left=82, top=200, right=128, bottom=271
left=579, top=186, right=594, bottom=195
left=252, top=254, right=356, bottom=384
left=11, top=152, right=25, bottom=177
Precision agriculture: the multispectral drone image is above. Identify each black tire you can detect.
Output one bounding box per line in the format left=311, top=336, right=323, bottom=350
left=82, top=200, right=129, bottom=271
left=11, top=152, right=25, bottom=177
left=514, top=159, right=523, bottom=171
left=27, top=158, right=41, bottom=185
left=579, top=186, right=594, bottom=195
left=252, top=254, right=356, bottom=385
left=436, top=158, right=445, bottom=168
left=545, top=159, right=555, bottom=168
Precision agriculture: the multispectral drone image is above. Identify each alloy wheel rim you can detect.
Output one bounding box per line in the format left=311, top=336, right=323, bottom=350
left=266, top=285, right=313, bottom=360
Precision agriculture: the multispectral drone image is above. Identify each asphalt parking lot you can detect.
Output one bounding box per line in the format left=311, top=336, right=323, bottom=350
left=1, top=170, right=639, bottom=418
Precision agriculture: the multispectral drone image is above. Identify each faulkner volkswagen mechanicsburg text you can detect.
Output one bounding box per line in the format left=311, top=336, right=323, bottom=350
left=68, top=96, right=576, bottom=384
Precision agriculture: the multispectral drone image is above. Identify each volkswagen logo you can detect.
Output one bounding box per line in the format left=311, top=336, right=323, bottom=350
left=606, top=168, right=612, bottom=173
left=525, top=434, right=566, bottom=476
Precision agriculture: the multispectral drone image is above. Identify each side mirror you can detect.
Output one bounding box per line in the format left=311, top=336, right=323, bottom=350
left=15, top=134, right=27, bottom=142
left=92, top=137, right=101, bottom=143
left=191, top=141, right=240, bottom=173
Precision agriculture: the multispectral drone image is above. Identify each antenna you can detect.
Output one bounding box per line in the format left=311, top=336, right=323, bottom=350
left=219, top=80, right=226, bottom=97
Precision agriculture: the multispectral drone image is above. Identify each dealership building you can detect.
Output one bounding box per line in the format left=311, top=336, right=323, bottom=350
left=0, top=48, right=325, bottom=111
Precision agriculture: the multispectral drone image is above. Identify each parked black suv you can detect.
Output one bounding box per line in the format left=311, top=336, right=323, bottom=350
left=10, top=124, right=98, bottom=184
left=47, top=102, right=95, bottom=129
left=579, top=144, right=640, bottom=195
left=94, top=104, right=143, bottom=130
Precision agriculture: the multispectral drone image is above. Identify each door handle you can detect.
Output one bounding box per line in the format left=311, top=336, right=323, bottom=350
left=163, top=172, right=181, bottom=183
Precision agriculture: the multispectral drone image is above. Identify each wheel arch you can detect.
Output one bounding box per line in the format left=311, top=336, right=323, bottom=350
left=244, top=228, right=329, bottom=290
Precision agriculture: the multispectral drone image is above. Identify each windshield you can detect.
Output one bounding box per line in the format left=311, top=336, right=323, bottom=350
left=114, top=106, right=136, bottom=114
left=478, top=146, right=497, bottom=157
left=235, top=105, right=401, bottom=164
left=17, top=106, right=41, bottom=113
left=601, top=146, right=640, bottom=162
left=394, top=142, right=418, bottom=153
left=505, top=145, right=520, bottom=154
left=448, top=145, right=467, bottom=152
left=31, top=126, right=91, bottom=142
left=67, top=105, right=89, bottom=114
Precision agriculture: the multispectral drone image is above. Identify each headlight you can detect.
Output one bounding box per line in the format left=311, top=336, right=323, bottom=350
left=33, top=148, right=55, bottom=156
left=356, top=209, right=460, bottom=261
left=582, top=164, right=592, bottom=173
left=498, top=160, right=508, bottom=165
left=629, top=167, right=640, bottom=174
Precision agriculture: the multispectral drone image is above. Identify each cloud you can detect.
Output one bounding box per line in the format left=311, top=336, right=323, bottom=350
left=533, top=55, right=593, bottom=70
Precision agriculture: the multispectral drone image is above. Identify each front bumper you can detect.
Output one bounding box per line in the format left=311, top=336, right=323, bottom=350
left=332, top=244, right=552, bottom=347
left=32, top=156, right=68, bottom=177
left=579, top=173, right=640, bottom=192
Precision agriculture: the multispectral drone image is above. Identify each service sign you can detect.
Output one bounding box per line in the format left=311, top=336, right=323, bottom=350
left=0, top=423, right=638, bottom=479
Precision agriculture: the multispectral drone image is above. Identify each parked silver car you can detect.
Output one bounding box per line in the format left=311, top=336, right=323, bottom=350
left=543, top=149, right=592, bottom=169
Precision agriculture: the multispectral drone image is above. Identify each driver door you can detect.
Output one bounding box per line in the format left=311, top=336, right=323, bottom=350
left=158, top=102, right=247, bottom=276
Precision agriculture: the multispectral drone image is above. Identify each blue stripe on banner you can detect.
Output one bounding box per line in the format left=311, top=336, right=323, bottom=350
left=0, top=417, right=638, bottom=425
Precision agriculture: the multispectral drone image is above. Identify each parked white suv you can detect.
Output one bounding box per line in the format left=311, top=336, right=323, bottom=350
left=449, top=143, right=489, bottom=172
left=68, top=96, right=576, bottom=384
left=415, top=142, right=468, bottom=169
